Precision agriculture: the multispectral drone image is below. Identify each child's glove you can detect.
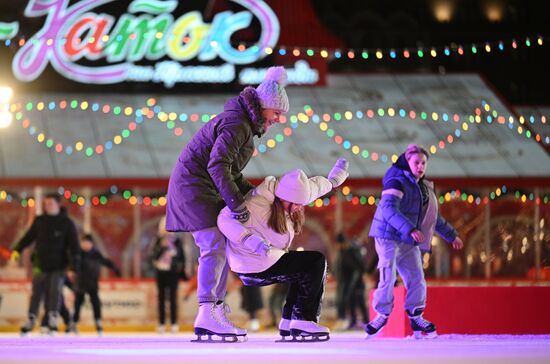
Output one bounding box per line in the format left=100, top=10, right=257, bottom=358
left=9, top=251, right=20, bottom=263
left=242, top=235, right=271, bottom=256
left=328, top=158, right=349, bottom=188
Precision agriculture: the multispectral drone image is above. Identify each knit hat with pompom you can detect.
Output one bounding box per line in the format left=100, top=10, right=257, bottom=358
left=256, top=66, right=289, bottom=113
left=275, top=169, right=311, bottom=205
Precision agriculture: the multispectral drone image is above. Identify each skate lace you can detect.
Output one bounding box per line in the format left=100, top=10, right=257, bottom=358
left=208, top=304, right=221, bottom=324
left=371, top=314, right=388, bottom=329
left=217, top=303, right=243, bottom=330
left=410, top=315, right=431, bottom=329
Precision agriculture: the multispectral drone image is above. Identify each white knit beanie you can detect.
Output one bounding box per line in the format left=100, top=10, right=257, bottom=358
left=256, top=66, right=289, bottom=113
left=275, top=169, right=311, bottom=205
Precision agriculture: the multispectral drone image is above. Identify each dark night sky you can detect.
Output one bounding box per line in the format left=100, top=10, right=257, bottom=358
left=0, top=0, right=549, bottom=104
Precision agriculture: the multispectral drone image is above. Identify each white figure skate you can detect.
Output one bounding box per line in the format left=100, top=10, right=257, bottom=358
left=214, top=302, right=247, bottom=340
left=275, top=318, right=291, bottom=342
left=288, top=320, right=330, bottom=342
left=192, top=302, right=242, bottom=343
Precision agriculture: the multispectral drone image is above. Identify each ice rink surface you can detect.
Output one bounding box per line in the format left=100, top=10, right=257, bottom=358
left=1, top=332, right=550, bottom=364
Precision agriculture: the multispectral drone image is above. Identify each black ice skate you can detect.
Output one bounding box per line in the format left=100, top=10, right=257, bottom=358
left=191, top=303, right=244, bottom=343
left=407, top=309, right=437, bottom=339
left=286, top=320, right=330, bottom=342
left=67, top=321, right=78, bottom=335
left=364, top=313, right=388, bottom=339
left=20, top=314, right=36, bottom=336
left=96, top=319, right=103, bottom=337
left=47, top=311, right=59, bottom=336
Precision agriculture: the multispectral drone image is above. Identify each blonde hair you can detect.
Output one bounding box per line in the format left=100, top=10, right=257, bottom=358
left=405, top=144, right=429, bottom=161
left=268, top=197, right=305, bottom=235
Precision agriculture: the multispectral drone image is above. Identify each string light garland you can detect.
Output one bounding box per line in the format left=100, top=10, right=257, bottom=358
left=3, top=34, right=544, bottom=63
left=270, top=35, right=545, bottom=61
left=305, top=102, right=550, bottom=163
left=7, top=99, right=550, bottom=165
left=253, top=106, right=550, bottom=160
left=478, top=102, right=550, bottom=145
left=308, top=185, right=550, bottom=208
left=9, top=99, right=157, bottom=156
left=0, top=186, right=168, bottom=208
left=57, top=186, right=167, bottom=207
left=2, top=184, right=548, bottom=208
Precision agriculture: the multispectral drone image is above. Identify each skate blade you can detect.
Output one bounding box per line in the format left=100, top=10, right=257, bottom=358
left=279, top=329, right=290, bottom=336
left=275, top=335, right=292, bottom=342
left=413, top=330, right=438, bottom=340
left=191, top=329, right=245, bottom=343
left=365, top=331, right=382, bottom=340
left=191, top=335, right=246, bottom=343
left=291, top=335, right=330, bottom=342
left=286, top=330, right=330, bottom=342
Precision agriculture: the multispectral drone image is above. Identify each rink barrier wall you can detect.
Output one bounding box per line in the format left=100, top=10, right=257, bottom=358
left=369, top=286, right=550, bottom=336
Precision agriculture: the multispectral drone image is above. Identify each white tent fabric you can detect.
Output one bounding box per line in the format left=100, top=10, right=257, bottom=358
left=1, top=74, right=549, bottom=178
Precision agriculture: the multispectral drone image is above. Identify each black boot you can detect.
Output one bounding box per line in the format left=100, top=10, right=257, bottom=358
left=95, top=319, right=103, bottom=336
left=47, top=311, right=59, bottom=336
left=20, top=314, right=37, bottom=336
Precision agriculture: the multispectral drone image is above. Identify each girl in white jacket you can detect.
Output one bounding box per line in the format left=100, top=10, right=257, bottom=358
left=217, top=159, right=348, bottom=340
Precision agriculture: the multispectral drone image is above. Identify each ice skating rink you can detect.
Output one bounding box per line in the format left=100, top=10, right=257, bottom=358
left=1, top=332, right=549, bottom=364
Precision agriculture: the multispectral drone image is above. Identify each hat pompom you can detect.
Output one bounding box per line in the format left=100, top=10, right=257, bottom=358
left=256, top=66, right=290, bottom=112
left=264, top=66, right=288, bottom=87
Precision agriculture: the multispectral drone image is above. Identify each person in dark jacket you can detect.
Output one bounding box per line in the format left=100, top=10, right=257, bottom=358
left=72, top=234, right=120, bottom=336
left=365, top=144, right=464, bottom=339
left=10, top=193, right=80, bottom=335
left=165, top=66, right=290, bottom=340
left=152, top=216, right=186, bottom=334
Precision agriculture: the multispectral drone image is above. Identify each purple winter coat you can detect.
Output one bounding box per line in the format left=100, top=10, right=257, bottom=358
left=165, top=87, right=265, bottom=232
left=369, top=153, right=457, bottom=251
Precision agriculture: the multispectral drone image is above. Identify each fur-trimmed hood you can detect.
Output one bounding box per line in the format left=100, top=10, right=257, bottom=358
left=223, top=87, right=265, bottom=137
left=393, top=153, right=413, bottom=175
left=388, top=153, right=429, bottom=203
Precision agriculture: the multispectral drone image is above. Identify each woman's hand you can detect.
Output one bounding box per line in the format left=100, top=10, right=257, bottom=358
left=451, top=237, right=464, bottom=250
left=410, top=229, right=425, bottom=243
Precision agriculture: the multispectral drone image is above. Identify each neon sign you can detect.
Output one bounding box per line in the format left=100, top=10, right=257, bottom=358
left=240, top=60, right=319, bottom=85
left=0, top=0, right=280, bottom=86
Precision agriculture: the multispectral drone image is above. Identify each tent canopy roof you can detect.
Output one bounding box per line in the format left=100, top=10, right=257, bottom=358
left=1, top=74, right=548, bottom=180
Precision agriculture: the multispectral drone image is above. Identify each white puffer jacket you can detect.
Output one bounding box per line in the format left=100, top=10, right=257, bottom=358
left=217, top=175, right=333, bottom=274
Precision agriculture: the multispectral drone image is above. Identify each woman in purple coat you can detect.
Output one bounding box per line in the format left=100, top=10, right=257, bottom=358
left=166, top=67, right=289, bottom=341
